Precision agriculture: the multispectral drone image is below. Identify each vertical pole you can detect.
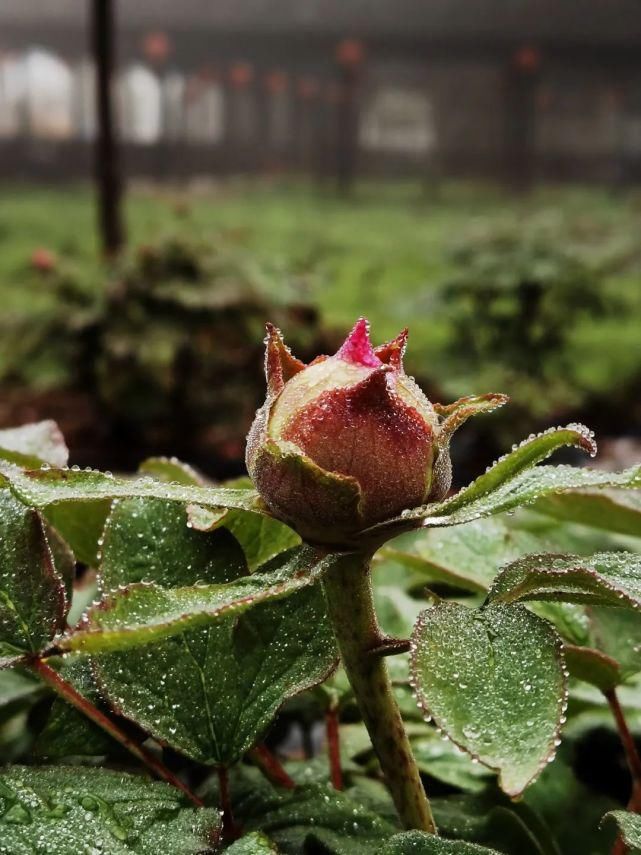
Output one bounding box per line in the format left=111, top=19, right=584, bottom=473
left=335, top=39, right=365, bottom=195
left=91, top=0, right=125, bottom=257
left=504, top=46, right=540, bottom=190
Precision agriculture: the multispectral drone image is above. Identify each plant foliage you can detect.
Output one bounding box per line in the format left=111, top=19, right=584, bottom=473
left=0, top=419, right=640, bottom=852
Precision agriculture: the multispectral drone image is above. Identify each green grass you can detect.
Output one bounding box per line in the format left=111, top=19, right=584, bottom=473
left=1, top=180, right=640, bottom=406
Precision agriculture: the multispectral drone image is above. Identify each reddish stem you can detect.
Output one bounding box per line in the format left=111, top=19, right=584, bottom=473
left=326, top=703, right=343, bottom=790
left=217, top=766, right=241, bottom=841
left=612, top=837, right=627, bottom=855
left=29, top=658, right=203, bottom=807
left=606, top=689, right=641, bottom=784
left=250, top=744, right=296, bottom=789
left=606, top=688, right=641, bottom=855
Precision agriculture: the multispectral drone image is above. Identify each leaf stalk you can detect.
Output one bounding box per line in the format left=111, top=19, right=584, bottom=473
left=322, top=551, right=436, bottom=832
left=28, top=657, right=204, bottom=807
left=325, top=700, right=343, bottom=790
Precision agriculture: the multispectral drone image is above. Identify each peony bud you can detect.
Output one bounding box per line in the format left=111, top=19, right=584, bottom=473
left=246, top=319, right=507, bottom=546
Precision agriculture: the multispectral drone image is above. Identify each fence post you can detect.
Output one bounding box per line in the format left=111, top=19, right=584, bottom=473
left=91, top=0, right=125, bottom=257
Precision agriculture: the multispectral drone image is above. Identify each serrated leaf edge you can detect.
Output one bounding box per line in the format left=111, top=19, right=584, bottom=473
left=407, top=604, right=569, bottom=797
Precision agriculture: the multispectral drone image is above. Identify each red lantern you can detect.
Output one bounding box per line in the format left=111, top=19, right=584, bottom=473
left=297, top=77, right=320, bottom=100
left=229, top=62, right=254, bottom=89
left=336, top=39, right=365, bottom=67
left=513, top=46, right=541, bottom=73
left=142, top=31, right=172, bottom=65
left=265, top=70, right=289, bottom=94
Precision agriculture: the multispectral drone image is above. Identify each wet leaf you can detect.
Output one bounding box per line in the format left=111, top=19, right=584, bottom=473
left=393, top=425, right=599, bottom=525
left=563, top=644, right=621, bottom=691
left=432, top=793, right=559, bottom=855
left=238, top=782, right=398, bottom=854
left=60, top=546, right=334, bottom=654
left=373, top=459, right=641, bottom=534
left=220, top=511, right=301, bottom=572
left=432, top=425, right=597, bottom=513
left=381, top=833, right=502, bottom=855
left=0, top=764, right=220, bottom=854
left=92, top=502, right=336, bottom=764
left=527, top=602, right=590, bottom=647
left=34, top=655, right=118, bottom=758
left=185, top=504, right=300, bottom=571
left=43, top=499, right=112, bottom=568
left=138, top=456, right=205, bottom=486
left=0, top=489, right=67, bottom=662
left=0, top=466, right=262, bottom=518
left=410, top=602, right=566, bottom=796
left=488, top=552, right=641, bottom=609
left=380, top=519, right=548, bottom=593
left=374, top=585, right=424, bottom=639
left=95, top=585, right=337, bottom=765
left=525, top=750, right=617, bottom=855
left=531, top=489, right=641, bottom=539
left=100, top=498, right=247, bottom=590
left=0, top=421, right=68, bottom=468
left=589, top=607, right=641, bottom=681
left=602, top=811, right=641, bottom=851
left=0, top=668, right=43, bottom=710
left=44, top=524, right=76, bottom=604
left=410, top=728, right=495, bottom=793
left=226, top=833, right=279, bottom=854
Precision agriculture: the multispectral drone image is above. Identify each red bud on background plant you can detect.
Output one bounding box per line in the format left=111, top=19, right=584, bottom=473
left=30, top=247, right=57, bottom=274
left=247, top=318, right=508, bottom=545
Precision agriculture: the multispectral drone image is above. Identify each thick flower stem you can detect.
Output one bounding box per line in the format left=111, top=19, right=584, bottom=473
left=322, top=552, right=436, bottom=833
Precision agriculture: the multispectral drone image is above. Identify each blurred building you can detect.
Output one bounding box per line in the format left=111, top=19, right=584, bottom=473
left=1, top=0, right=641, bottom=183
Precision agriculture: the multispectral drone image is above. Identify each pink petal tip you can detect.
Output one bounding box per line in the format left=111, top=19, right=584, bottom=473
left=336, top=318, right=381, bottom=368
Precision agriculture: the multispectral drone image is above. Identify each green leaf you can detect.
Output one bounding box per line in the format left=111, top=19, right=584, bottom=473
left=410, top=729, right=495, bottom=793
left=43, top=499, right=112, bottom=568
left=602, top=811, right=641, bottom=852
left=94, top=585, right=337, bottom=765
left=0, top=421, right=68, bottom=468
left=374, top=585, right=425, bottom=639
left=432, top=793, right=560, bottom=855
left=410, top=602, right=566, bottom=796
left=371, top=456, right=641, bottom=535
left=34, top=655, right=119, bottom=758
left=0, top=668, right=43, bottom=710
left=403, top=425, right=598, bottom=522
left=0, top=765, right=220, bottom=854
left=226, top=833, right=279, bottom=854
left=100, top=498, right=247, bottom=590
left=186, top=504, right=300, bottom=572
left=138, top=456, right=205, bottom=486
left=526, top=601, right=590, bottom=647
left=531, top=489, right=641, bottom=539
left=525, top=750, right=617, bottom=855
left=381, top=832, right=502, bottom=855
left=435, top=393, right=509, bottom=444
left=380, top=519, right=549, bottom=593
left=563, top=644, right=621, bottom=691
left=220, top=511, right=300, bottom=572
left=44, top=523, right=76, bottom=604
left=589, top=607, right=641, bottom=681
left=238, top=782, right=398, bottom=854
left=85, top=499, right=337, bottom=765
left=430, top=464, right=641, bottom=529
left=60, top=546, right=334, bottom=654
left=0, top=489, right=67, bottom=661
left=0, top=466, right=262, bottom=517
left=487, top=551, right=641, bottom=609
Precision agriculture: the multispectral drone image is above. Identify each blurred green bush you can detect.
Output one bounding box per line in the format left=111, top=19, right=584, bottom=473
left=0, top=234, right=327, bottom=471
left=434, top=222, right=641, bottom=445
